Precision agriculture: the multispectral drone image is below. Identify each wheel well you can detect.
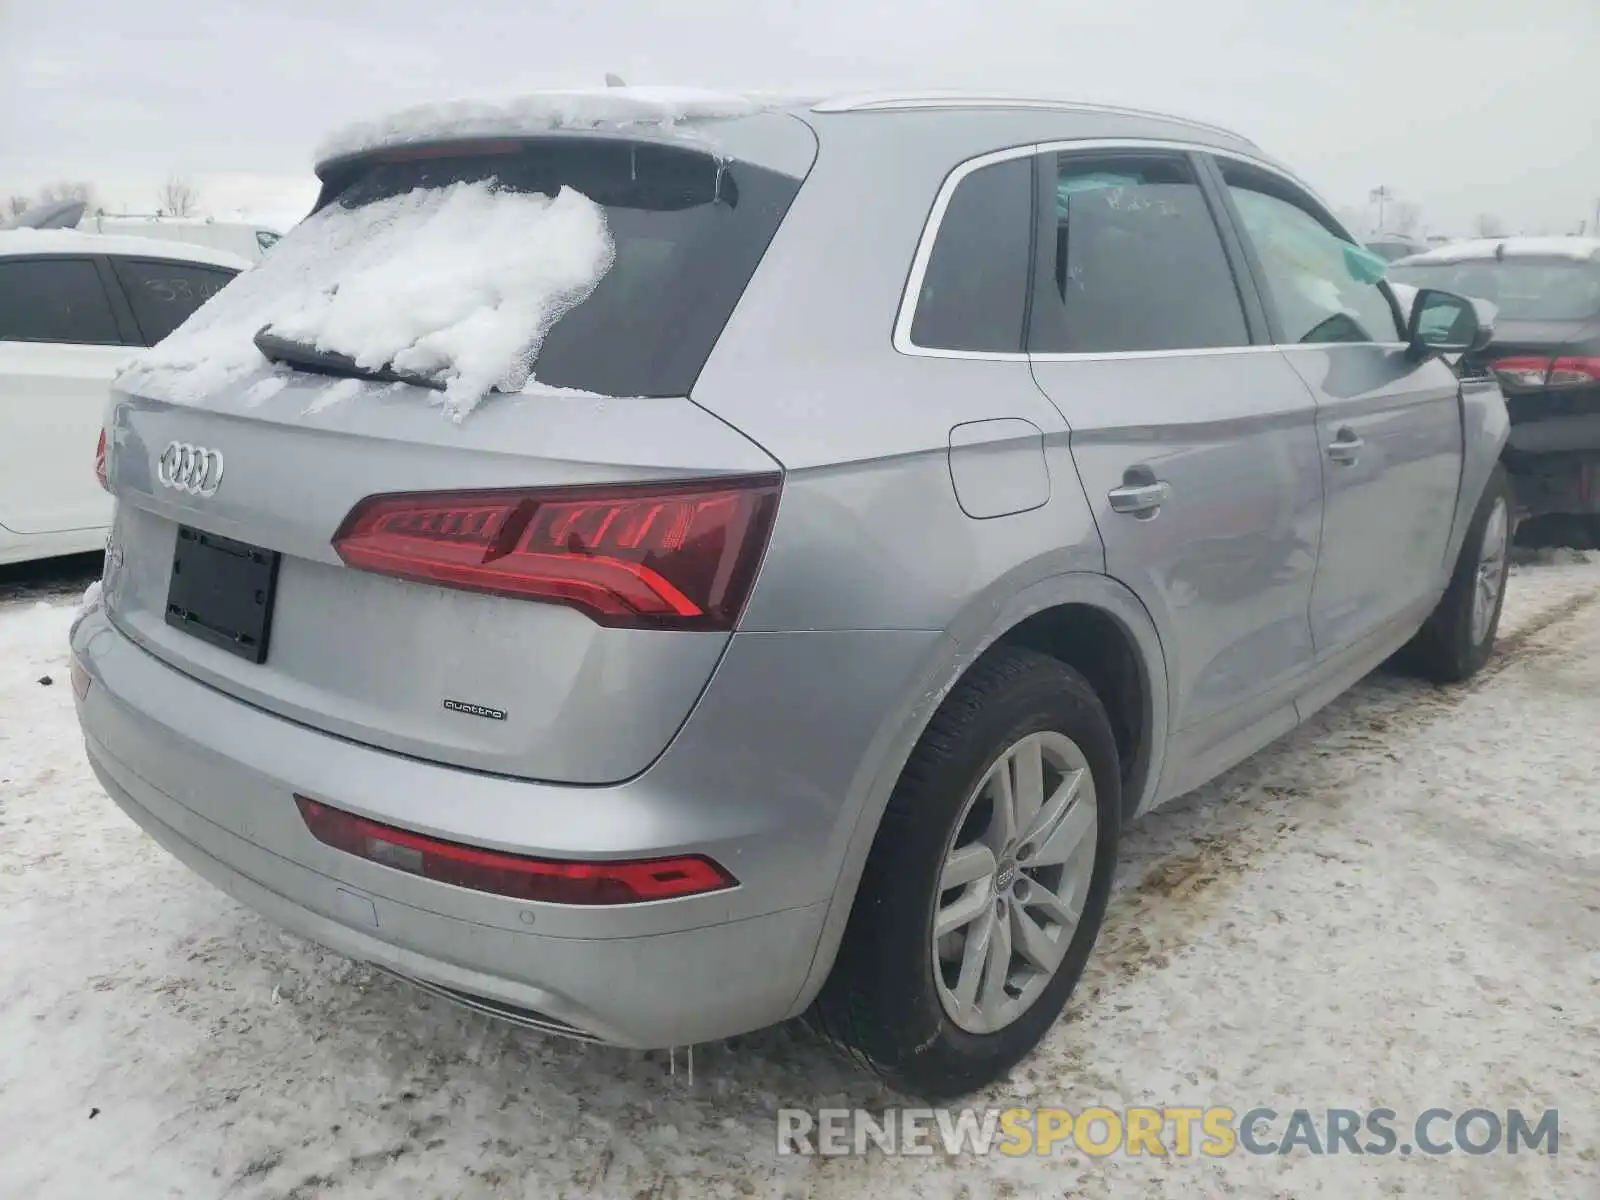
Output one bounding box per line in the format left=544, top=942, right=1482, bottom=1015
left=997, top=604, right=1149, bottom=816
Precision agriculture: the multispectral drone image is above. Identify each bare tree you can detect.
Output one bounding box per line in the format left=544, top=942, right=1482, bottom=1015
left=1390, top=200, right=1422, bottom=236
left=6, top=195, right=31, bottom=217
left=158, top=175, right=199, bottom=217
left=1474, top=213, right=1507, bottom=238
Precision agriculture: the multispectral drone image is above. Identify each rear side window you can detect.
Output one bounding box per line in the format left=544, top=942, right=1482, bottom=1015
left=1030, top=153, right=1251, bottom=354
left=317, top=142, right=804, bottom=397
left=1221, top=165, right=1403, bottom=344
left=0, top=257, right=121, bottom=345
left=110, top=258, right=240, bottom=345
left=908, top=157, right=1033, bottom=352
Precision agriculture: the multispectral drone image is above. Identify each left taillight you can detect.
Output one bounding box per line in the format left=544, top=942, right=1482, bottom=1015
left=94, top=429, right=109, bottom=491
left=1491, top=355, right=1600, bottom=389
left=330, top=475, right=781, bottom=631
left=294, top=796, right=737, bottom=904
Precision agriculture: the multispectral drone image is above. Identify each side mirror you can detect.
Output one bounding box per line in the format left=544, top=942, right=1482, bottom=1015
left=1406, top=288, right=1482, bottom=360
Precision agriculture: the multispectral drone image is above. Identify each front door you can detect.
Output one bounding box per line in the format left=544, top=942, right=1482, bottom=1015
left=1210, top=159, right=1464, bottom=654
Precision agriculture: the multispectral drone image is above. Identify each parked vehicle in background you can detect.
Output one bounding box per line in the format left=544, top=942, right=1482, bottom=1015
left=71, top=88, right=1508, bottom=1098
left=1392, top=238, right=1600, bottom=543
left=0, top=230, right=249, bottom=565
left=78, top=215, right=285, bottom=262
left=1365, top=233, right=1430, bottom=262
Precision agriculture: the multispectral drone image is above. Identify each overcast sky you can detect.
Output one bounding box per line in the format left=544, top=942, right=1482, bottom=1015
left=3, top=0, right=1597, bottom=234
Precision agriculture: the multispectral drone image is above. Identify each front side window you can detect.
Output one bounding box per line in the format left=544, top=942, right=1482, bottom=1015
left=110, top=258, right=240, bottom=345
left=908, top=157, right=1034, bottom=353
left=1029, top=153, right=1250, bottom=354
left=1221, top=165, right=1403, bottom=344
left=0, top=257, right=121, bottom=345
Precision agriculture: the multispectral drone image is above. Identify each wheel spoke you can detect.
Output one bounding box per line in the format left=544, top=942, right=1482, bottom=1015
left=935, top=883, right=993, bottom=940
left=1009, top=735, right=1047, bottom=836
left=977, top=906, right=1014, bottom=1015
left=951, top=907, right=995, bottom=1010
left=1010, top=903, right=1066, bottom=974
left=1020, top=766, right=1085, bottom=848
left=1020, top=877, right=1082, bottom=930
left=1027, top=783, right=1095, bottom=868
left=941, top=842, right=997, bottom=892
left=985, top=757, right=1017, bottom=851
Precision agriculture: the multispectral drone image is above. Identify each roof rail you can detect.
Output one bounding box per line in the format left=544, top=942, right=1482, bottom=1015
left=810, top=91, right=1256, bottom=146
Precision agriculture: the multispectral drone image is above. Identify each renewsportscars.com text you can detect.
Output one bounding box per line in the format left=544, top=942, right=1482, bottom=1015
left=777, top=1106, right=1560, bottom=1158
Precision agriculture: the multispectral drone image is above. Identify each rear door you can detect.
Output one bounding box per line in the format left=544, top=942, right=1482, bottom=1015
left=1026, top=147, right=1325, bottom=751
left=1209, top=158, right=1464, bottom=655
left=0, top=255, right=128, bottom=536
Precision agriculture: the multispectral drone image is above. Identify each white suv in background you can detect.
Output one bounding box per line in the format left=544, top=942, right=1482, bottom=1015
left=0, top=230, right=250, bottom=565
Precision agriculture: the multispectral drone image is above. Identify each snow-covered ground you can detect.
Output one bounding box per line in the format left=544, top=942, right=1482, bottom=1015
left=2, top=553, right=1597, bottom=1198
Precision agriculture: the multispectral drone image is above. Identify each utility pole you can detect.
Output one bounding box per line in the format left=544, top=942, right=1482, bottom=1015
left=1369, top=185, right=1393, bottom=233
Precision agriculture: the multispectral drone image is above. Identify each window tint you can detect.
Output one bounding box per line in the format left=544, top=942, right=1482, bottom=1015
left=111, top=258, right=240, bottom=345
left=1030, top=153, right=1250, bottom=354
left=909, top=157, right=1033, bottom=352
left=0, top=258, right=121, bottom=344
left=1222, top=167, right=1403, bottom=344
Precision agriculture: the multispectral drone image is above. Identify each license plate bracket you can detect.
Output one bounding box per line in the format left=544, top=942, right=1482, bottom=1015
left=165, top=526, right=281, bottom=664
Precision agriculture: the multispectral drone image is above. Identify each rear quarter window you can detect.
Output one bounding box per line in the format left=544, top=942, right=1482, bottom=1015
left=110, top=258, right=240, bottom=345
left=908, top=157, right=1034, bottom=353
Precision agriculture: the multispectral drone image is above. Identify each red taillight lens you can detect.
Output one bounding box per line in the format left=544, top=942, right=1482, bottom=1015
left=294, top=796, right=736, bottom=904
left=1491, top=356, right=1553, bottom=387
left=331, top=475, right=781, bottom=630
left=1548, top=356, right=1600, bottom=386
left=94, top=429, right=109, bottom=491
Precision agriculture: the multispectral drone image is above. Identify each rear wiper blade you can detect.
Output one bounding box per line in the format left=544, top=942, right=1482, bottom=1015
left=253, top=327, right=445, bottom=392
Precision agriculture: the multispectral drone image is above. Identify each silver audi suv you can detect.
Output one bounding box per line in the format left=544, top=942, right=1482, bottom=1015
left=71, top=88, right=1510, bottom=1097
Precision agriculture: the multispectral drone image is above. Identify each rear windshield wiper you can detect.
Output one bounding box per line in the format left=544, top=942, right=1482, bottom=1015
left=253, top=327, right=445, bottom=392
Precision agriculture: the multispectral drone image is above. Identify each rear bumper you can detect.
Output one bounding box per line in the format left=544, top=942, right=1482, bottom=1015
left=71, top=602, right=940, bottom=1046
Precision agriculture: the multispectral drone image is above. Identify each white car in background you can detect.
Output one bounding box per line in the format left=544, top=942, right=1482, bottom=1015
left=0, top=230, right=250, bottom=565
left=77, top=214, right=287, bottom=262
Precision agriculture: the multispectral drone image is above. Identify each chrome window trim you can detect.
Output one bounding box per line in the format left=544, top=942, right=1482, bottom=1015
left=893, top=137, right=1377, bottom=362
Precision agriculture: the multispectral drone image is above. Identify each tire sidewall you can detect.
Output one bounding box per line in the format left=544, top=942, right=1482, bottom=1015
left=1456, top=469, right=1513, bottom=671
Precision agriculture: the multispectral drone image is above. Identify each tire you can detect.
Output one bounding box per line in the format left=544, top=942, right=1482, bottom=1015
left=1402, top=463, right=1513, bottom=683
left=810, top=645, right=1121, bottom=1099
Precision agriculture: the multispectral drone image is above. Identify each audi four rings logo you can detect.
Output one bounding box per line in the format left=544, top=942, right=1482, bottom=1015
left=156, top=442, right=225, bottom=496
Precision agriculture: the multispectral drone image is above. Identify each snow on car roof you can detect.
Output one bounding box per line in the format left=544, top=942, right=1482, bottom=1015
left=0, top=228, right=253, bottom=271
left=314, top=86, right=784, bottom=168
left=1398, top=236, right=1600, bottom=265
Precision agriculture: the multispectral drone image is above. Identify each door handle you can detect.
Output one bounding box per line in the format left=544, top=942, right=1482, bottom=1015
left=1327, top=429, right=1363, bottom=465
left=1107, top=480, right=1171, bottom=517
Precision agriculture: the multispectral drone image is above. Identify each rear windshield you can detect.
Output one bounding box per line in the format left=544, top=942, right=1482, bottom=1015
left=124, top=139, right=804, bottom=414
left=319, top=142, right=802, bottom=398
left=1389, top=258, right=1600, bottom=322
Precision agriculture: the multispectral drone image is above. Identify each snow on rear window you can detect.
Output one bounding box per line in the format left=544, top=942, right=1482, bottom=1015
left=117, top=179, right=614, bottom=420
